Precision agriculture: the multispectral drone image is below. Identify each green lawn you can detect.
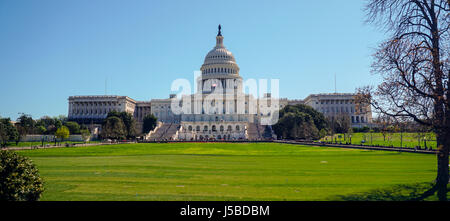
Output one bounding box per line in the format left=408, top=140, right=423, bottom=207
left=16, top=142, right=444, bottom=201
left=321, top=132, right=437, bottom=149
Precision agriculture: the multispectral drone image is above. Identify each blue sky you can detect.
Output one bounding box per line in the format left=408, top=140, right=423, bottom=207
left=0, top=0, right=386, bottom=120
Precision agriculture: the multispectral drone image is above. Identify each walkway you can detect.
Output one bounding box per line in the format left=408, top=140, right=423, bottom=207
left=275, top=140, right=437, bottom=154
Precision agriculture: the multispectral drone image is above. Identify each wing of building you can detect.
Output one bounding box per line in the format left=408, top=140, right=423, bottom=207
left=68, top=26, right=372, bottom=140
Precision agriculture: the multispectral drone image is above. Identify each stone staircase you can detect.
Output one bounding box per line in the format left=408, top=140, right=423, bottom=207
left=247, top=123, right=275, bottom=140
left=247, top=123, right=260, bottom=140
left=161, top=123, right=180, bottom=140
left=147, top=123, right=180, bottom=141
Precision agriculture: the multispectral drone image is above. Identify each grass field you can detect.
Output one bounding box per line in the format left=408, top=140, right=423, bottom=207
left=16, top=142, right=446, bottom=201
left=321, top=132, right=437, bottom=149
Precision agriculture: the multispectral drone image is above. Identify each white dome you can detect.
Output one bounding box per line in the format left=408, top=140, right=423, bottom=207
left=197, top=25, right=243, bottom=94
left=203, top=47, right=236, bottom=65
left=200, top=27, right=240, bottom=76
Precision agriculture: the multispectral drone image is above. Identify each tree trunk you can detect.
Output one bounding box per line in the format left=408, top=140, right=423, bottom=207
left=428, top=4, right=448, bottom=201
left=400, top=131, right=403, bottom=148
left=435, top=130, right=449, bottom=201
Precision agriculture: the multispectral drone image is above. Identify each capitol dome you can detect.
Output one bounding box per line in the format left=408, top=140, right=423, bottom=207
left=201, top=25, right=240, bottom=76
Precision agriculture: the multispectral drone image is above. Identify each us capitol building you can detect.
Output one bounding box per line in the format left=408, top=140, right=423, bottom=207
left=68, top=26, right=372, bottom=140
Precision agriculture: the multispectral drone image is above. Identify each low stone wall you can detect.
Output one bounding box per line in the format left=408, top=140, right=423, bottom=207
left=21, top=135, right=85, bottom=142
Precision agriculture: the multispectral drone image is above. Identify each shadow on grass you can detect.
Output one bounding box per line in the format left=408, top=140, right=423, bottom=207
left=335, top=182, right=449, bottom=201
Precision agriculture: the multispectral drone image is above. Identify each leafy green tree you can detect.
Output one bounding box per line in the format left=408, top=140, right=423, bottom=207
left=0, top=122, right=8, bottom=148
left=56, top=115, right=67, bottom=125
left=101, top=116, right=127, bottom=140
left=273, top=104, right=327, bottom=140
left=0, top=118, right=19, bottom=147
left=36, top=125, right=47, bottom=135
left=319, top=128, right=328, bottom=140
left=262, top=125, right=273, bottom=139
left=142, top=114, right=157, bottom=134
left=16, top=114, right=35, bottom=134
left=273, top=111, right=320, bottom=140
left=46, top=125, right=57, bottom=135
left=35, top=116, right=69, bottom=135
left=36, top=116, right=55, bottom=134
left=53, top=117, right=63, bottom=130
left=64, top=121, right=80, bottom=134
left=55, top=126, right=70, bottom=143
left=107, top=111, right=137, bottom=138
left=41, top=116, right=63, bottom=134
left=0, top=150, right=44, bottom=201
left=16, top=114, right=35, bottom=144
left=278, top=104, right=328, bottom=131
left=80, top=124, right=88, bottom=131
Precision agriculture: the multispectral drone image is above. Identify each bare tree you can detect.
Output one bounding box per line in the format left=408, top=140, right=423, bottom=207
left=359, top=0, right=449, bottom=200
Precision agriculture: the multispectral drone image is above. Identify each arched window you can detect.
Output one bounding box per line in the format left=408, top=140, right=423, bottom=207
left=220, top=125, right=224, bottom=132
left=236, top=125, right=240, bottom=131
left=196, top=126, right=200, bottom=131
left=212, top=125, right=217, bottom=131
left=204, top=125, right=208, bottom=131
left=227, top=125, right=232, bottom=131
left=188, top=126, right=193, bottom=131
